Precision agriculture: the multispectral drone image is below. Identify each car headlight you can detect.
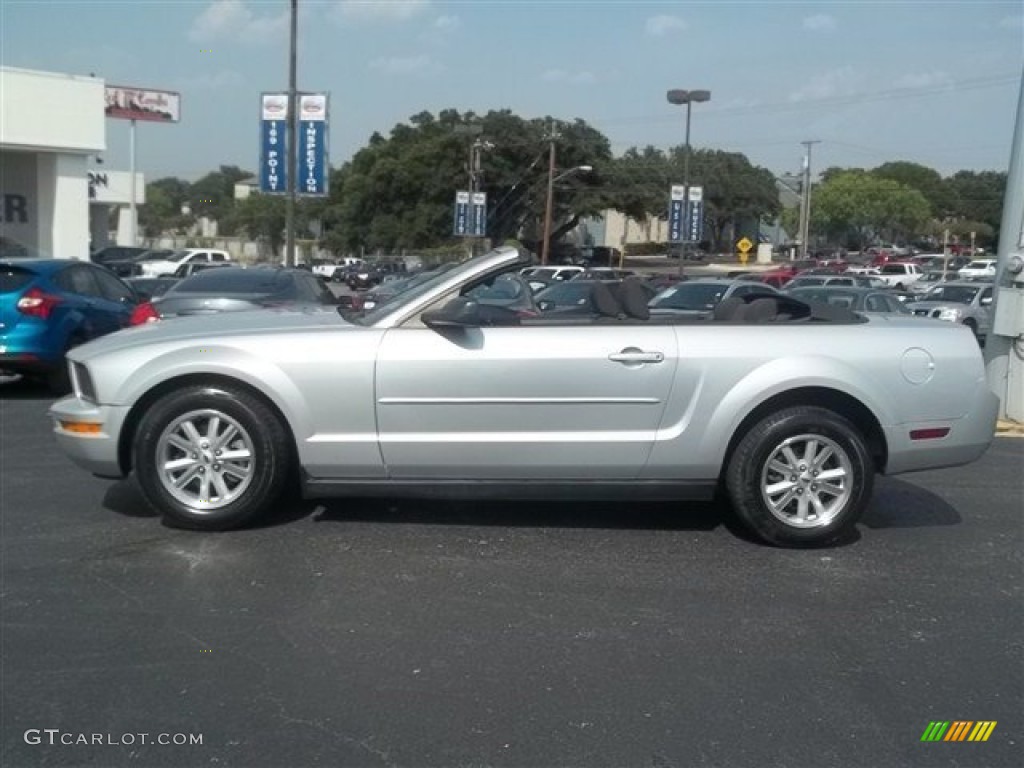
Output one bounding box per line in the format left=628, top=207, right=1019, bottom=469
left=937, top=308, right=961, bottom=321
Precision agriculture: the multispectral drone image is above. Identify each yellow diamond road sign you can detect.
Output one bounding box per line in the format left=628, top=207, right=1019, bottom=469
left=737, top=237, right=753, bottom=253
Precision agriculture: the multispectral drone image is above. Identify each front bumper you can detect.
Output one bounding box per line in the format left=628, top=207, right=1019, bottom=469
left=49, top=396, right=130, bottom=479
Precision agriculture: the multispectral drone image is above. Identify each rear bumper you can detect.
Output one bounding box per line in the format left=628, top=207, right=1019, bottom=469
left=48, top=396, right=130, bottom=478
left=884, top=386, right=1001, bottom=475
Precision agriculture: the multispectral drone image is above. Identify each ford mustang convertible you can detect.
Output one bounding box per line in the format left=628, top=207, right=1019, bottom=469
left=49, top=246, right=999, bottom=547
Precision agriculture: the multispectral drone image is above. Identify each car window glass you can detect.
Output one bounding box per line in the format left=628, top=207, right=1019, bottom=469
left=57, top=265, right=102, bottom=297
left=864, top=294, right=886, bottom=312
left=980, top=287, right=993, bottom=301
left=211, top=252, right=226, bottom=262
left=92, top=268, right=135, bottom=302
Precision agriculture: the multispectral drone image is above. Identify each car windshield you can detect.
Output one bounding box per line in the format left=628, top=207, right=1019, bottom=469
left=924, top=285, right=980, bottom=304
left=880, top=265, right=908, bottom=274
left=790, top=277, right=826, bottom=287
left=166, top=250, right=190, bottom=262
left=354, top=259, right=467, bottom=324
left=650, top=283, right=728, bottom=311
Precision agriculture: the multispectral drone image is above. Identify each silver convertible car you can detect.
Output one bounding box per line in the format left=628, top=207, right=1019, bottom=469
left=50, top=246, right=999, bottom=547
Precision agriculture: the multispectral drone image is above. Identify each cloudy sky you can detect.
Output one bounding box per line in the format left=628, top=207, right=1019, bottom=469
left=2, top=0, right=1022, bottom=181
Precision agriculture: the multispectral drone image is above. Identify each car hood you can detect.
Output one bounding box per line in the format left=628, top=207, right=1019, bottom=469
left=69, top=305, right=352, bottom=362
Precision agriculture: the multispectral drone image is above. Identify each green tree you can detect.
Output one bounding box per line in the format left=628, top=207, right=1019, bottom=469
left=140, top=176, right=192, bottom=237
left=945, top=170, right=1006, bottom=247
left=811, top=171, right=931, bottom=247
left=320, top=109, right=612, bottom=254
left=232, top=193, right=318, bottom=259
left=872, top=161, right=954, bottom=218
left=188, top=165, right=252, bottom=233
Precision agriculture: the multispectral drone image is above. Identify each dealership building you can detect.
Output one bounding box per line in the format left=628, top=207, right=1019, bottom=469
left=1, top=66, right=147, bottom=260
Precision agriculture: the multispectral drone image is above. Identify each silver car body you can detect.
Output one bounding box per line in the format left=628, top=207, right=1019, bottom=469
left=51, top=246, right=997, bottom=505
left=906, top=281, right=995, bottom=340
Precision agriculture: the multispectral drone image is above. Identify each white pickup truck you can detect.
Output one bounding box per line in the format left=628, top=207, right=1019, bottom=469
left=874, top=262, right=923, bottom=290
left=313, top=258, right=363, bottom=281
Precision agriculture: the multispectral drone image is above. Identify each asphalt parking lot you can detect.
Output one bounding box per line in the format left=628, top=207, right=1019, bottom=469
left=1, top=377, right=1021, bottom=768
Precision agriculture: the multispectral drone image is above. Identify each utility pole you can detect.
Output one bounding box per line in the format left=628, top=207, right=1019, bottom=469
left=454, top=123, right=483, bottom=257
left=541, top=119, right=558, bottom=265
left=285, top=0, right=298, bottom=267
left=798, top=140, right=821, bottom=260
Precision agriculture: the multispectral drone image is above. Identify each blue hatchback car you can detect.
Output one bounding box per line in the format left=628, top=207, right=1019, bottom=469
left=0, top=259, right=141, bottom=392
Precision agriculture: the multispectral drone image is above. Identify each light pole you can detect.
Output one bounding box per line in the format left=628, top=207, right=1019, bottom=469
left=285, top=0, right=298, bottom=267
left=666, top=89, right=710, bottom=268
left=541, top=164, right=592, bottom=265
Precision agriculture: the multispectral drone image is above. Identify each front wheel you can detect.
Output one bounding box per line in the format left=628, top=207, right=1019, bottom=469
left=725, top=406, right=873, bottom=547
left=133, top=384, right=292, bottom=530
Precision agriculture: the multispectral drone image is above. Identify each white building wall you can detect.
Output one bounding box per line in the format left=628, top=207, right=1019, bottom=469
left=0, top=151, right=37, bottom=248
left=0, top=67, right=105, bottom=154
left=35, top=153, right=89, bottom=259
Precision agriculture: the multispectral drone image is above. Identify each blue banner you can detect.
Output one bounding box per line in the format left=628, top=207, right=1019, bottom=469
left=685, top=186, right=704, bottom=243
left=668, top=184, right=685, bottom=243
left=453, top=191, right=470, bottom=236
left=298, top=93, right=328, bottom=197
left=470, top=192, right=487, bottom=237
left=259, top=93, right=288, bottom=194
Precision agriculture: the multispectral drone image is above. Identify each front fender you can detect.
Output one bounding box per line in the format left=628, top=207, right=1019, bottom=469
left=108, top=345, right=313, bottom=441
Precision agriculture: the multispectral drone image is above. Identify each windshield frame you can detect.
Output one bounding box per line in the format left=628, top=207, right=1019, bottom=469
left=353, top=246, right=530, bottom=328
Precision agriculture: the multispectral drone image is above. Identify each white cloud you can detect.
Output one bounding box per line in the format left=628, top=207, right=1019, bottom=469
left=802, top=14, right=837, bottom=32
left=645, top=15, right=688, bottom=37
left=434, top=14, right=461, bottom=30
left=369, top=55, right=444, bottom=77
left=893, top=71, right=955, bottom=90
left=788, top=66, right=861, bottom=102
left=189, top=0, right=288, bottom=44
left=999, top=14, right=1023, bottom=30
left=334, top=0, right=430, bottom=23
left=542, top=69, right=597, bottom=85
left=176, top=70, right=246, bottom=91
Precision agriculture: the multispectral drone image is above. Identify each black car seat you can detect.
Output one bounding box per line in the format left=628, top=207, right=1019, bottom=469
left=590, top=280, right=624, bottom=320
left=713, top=296, right=745, bottom=322
left=615, top=277, right=651, bottom=321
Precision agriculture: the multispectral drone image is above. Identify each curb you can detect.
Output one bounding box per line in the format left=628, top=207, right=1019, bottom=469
left=996, top=419, right=1024, bottom=436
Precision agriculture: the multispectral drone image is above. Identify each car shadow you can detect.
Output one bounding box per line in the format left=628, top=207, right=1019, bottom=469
left=861, top=476, right=962, bottom=529
left=0, top=375, right=56, bottom=401
left=311, top=496, right=727, bottom=534
left=99, top=474, right=962, bottom=540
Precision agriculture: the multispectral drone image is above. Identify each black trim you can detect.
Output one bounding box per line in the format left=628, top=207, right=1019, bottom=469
left=302, top=478, right=717, bottom=502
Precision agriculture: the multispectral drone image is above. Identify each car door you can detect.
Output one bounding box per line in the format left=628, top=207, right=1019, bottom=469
left=90, top=266, right=138, bottom=329
left=375, top=322, right=680, bottom=480
left=52, top=265, right=121, bottom=338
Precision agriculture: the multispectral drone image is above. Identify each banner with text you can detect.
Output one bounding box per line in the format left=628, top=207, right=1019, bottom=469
left=259, top=93, right=288, bottom=194
left=668, top=184, right=686, bottom=243
left=685, top=186, right=704, bottom=243
left=298, top=93, right=329, bottom=197
left=453, top=191, right=470, bottom=236
left=470, top=192, right=487, bottom=237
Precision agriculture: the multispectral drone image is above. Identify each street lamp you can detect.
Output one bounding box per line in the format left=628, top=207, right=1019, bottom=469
left=541, top=164, right=592, bottom=265
left=666, top=89, right=711, bottom=266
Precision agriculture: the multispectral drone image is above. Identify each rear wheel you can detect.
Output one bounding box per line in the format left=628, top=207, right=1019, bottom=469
left=133, top=384, right=291, bottom=530
left=725, top=406, right=873, bottom=547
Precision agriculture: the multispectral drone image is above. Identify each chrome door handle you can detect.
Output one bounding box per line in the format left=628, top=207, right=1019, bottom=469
left=608, top=349, right=664, bottom=364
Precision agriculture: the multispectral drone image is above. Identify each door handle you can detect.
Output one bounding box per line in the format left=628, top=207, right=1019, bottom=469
left=608, top=348, right=664, bottom=364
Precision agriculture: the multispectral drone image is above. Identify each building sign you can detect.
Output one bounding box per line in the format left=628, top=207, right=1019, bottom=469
left=259, top=93, right=288, bottom=195
left=668, top=184, right=686, bottom=243
left=105, top=86, right=180, bottom=123
left=685, top=186, right=704, bottom=243
left=298, top=93, right=329, bottom=197
left=87, top=171, right=146, bottom=204
left=470, top=192, right=487, bottom=237
left=453, top=191, right=470, bottom=236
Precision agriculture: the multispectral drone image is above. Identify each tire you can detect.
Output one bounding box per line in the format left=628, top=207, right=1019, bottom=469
left=725, top=406, right=873, bottom=547
left=133, top=384, right=291, bottom=530
left=894, top=283, right=905, bottom=291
